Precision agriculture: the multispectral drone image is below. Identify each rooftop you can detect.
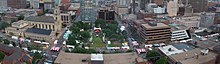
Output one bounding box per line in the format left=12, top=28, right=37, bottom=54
left=91, top=54, right=103, bottom=61
left=0, top=44, right=32, bottom=64
left=25, top=28, right=52, bottom=35
left=24, top=16, right=55, bottom=23
left=141, top=23, right=170, bottom=29
left=169, top=48, right=218, bottom=64
left=55, top=51, right=137, bottom=64
left=11, top=20, right=29, bottom=28
left=169, top=23, right=189, bottom=31
left=158, top=45, right=184, bottom=56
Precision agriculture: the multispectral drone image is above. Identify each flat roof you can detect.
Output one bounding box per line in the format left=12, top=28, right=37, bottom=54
left=24, top=16, right=54, bottom=23
left=55, top=51, right=138, bottom=64
left=158, top=45, right=184, bottom=56
left=169, top=48, right=218, bottom=64
left=169, top=24, right=189, bottom=31
left=91, top=54, right=103, bottom=61
left=25, top=28, right=52, bottom=35
left=141, top=23, right=170, bottom=30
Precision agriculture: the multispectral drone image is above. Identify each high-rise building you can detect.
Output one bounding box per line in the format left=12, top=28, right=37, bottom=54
left=199, top=13, right=215, bottom=28
left=7, top=0, right=27, bottom=9
left=167, top=0, right=179, bottom=17
left=182, top=0, right=208, bottom=13
left=30, top=0, right=40, bottom=9
left=0, top=0, right=7, bottom=9
left=139, top=22, right=171, bottom=44
left=116, top=0, right=127, bottom=6
left=79, top=0, right=97, bottom=22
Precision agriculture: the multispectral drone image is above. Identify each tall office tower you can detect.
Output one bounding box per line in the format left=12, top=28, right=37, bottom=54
left=80, top=0, right=97, bottom=22
left=0, top=0, right=7, bottom=9
left=116, top=0, right=130, bottom=6
left=181, top=0, right=208, bottom=13
left=30, top=0, right=40, bottom=9
left=167, top=0, right=179, bottom=17
left=7, top=0, right=27, bottom=9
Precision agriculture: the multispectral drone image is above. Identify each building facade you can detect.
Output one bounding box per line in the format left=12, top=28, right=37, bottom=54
left=139, top=22, right=171, bottom=44
left=7, top=0, right=27, bottom=9
left=5, top=6, right=62, bottom=42
left=30, top=0, right=40, bottom=9
left=0, top=0, right=7, bottom=9
left=200, top=13, right=215, bottom=28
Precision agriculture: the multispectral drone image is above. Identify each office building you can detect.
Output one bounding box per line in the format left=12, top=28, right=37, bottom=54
left=30, top=0, right=40, bottom=9
left=98, top=9, right=115, bottom=21
left=0, top=0, right=8, bottom=9
left=139, top=22, right=171, bottom=44
left=200, top=13, right=215, bottom=28
left=7, top=0, right=27, bottom=9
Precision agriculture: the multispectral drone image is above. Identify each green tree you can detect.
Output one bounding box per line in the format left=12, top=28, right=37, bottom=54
left=17, top=15, right=25, bottom=20
left=0, top=22, right=9, bottom=30
left=3, top=39, right=10, bottom=45
left=80, top=31, right=91, bottom=39
left=70, top=27, right=80, bottom=34
left=146, top=50, right=160, bottom=58
left=107, top=24, right=118, bottom=31
left=111, top=20, right=118, bottom=25
left=33, top=52, right=42, bottom=64
left=95, top=19, right=106, bottom=28
left=155, top=56, right=167, bottom=64
left=102, top=29, right=114, bottom=37
left=67, top=35, right=77, bottom=46
left=72, top=47, right=96, bottom=54
left=146, top=50, right=160, bottom=62
left=0, top=52, right=5, bottom=62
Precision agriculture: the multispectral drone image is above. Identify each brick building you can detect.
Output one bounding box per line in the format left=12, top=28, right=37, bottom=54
left=139, top=22, right=171, bottom=44
left=7, top=0, right=27, bottom=9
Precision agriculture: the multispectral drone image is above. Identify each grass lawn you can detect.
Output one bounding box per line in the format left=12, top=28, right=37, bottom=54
left=91, top=36, right=106, bottom=47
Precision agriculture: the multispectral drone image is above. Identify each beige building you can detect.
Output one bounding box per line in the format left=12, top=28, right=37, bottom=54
left=5, top=6, right=62, bottom=42
left=167, top=0, right=179, bottom=17
left=140, top=22, right=171, bottom=44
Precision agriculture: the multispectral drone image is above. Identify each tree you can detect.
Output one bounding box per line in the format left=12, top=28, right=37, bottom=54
left=95, top=19, right=106, bottom=28
left=102, top=29, right=114, bottom=37
left=72, top=47, right=96, bottom=53
left=146, top=50, right=160, bottom=61
left=17, top=15, right=24, bottom=20
left=33, top=52, right=42, bottom=64
left=155, top=56, right=167, bottom=64
left=0, top=52, right=5, bottom=62
left=146, top=50, right=160, bottom=57
left=3, top=39, right=10, bottom=45
left=107, top=24, right=118, bottom=31
left=0, top=22, right=9, bottom=30
left=80, top=31, right=91, bottom=39
left=67, top=35, right=77, bottom=46
left=111, top=20, right=118, bottom=25
left=70, top=27, right=80, bottom=34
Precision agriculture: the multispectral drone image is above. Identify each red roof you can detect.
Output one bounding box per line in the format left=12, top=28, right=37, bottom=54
left=61, top=0, right=70, bottom=4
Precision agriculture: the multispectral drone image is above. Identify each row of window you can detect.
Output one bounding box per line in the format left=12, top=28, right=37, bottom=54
left=33, top=24, right=55, bottom=30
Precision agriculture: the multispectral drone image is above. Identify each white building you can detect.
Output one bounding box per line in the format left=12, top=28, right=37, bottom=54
left=158, top=45, right=184, bottom=56
left=30, top=0, right=40, bottom=9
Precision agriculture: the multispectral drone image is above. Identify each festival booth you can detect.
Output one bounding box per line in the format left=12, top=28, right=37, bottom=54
left=136, top=48, right=146, bottom=54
